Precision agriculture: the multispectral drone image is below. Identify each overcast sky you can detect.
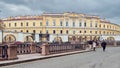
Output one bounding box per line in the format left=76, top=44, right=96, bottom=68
left=0, top=0, right=120, bottom=25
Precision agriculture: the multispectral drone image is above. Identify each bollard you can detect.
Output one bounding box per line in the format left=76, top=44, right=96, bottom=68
left=114, top=41, right=117, bottom=46
left=30, top=43, right=36, bottom=53
left=82, top=44, right=86, bottom=50
left=7, top=43, right=18, bottom=60
left=41, top=43, right=50, bottom=56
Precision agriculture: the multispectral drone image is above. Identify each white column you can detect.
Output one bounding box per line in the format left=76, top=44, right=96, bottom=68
left=0, top=30, right=2, bottom=43
left=76, top=20, right=79, bottom=28
left=35, top=34, right=39, bottom=42
left=17, top=33, right=24, bottom=42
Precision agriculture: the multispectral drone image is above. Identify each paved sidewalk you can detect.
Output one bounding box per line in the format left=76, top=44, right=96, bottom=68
left=0, top=49, right=91, bottom=66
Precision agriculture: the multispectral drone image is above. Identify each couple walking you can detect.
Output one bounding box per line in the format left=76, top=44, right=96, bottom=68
left=89, top=40, right=107, bottom=52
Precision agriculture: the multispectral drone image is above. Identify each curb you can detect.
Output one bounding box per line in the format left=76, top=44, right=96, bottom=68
left=0, top=49, right=92, bottom=67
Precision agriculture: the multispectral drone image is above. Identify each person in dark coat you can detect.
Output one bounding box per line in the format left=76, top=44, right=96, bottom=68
left=101, top=40, right=107, bottom=52
left=87, top=40, right=93, bottom=49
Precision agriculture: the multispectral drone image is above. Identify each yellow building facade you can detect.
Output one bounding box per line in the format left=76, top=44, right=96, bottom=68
left=2, top=12, right=120, bottom=42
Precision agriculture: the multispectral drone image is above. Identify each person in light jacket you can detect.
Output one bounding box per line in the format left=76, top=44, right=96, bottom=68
left=93, top=40, right=96, bottom=51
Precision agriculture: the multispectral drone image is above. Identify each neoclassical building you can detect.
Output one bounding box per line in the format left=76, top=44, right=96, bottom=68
left=2, top=12, right=120, bottom=43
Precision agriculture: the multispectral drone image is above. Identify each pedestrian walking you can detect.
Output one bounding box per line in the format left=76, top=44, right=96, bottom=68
left=93, top=40, right=96, bottom=51
left=101, top=40, right=107, bottom=52
left=88, top=40, right=93, bottom=49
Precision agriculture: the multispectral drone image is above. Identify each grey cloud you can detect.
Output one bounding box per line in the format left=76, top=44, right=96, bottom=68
left=0, top=0, right=120, bottom=25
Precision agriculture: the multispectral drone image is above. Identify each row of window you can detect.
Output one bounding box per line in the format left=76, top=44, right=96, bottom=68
left=15, top=30, right=115, bottom=35
left=8, top=22, right=39, bottom=27
left=7, top=22, right=118, bottom=30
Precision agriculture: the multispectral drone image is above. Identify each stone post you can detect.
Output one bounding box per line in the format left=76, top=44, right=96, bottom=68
left=41, top=43, right=49, bottom=56
left=7, top=43, right=18, bottom=60
left=114, top=41, right=117, bottom=46
left=30, top=43, right=36, bottom=53
left=82, top=43, right=86, bottom=50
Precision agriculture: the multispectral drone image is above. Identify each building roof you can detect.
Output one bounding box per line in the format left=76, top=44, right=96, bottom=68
left=3, top=15, right=43, bottom=21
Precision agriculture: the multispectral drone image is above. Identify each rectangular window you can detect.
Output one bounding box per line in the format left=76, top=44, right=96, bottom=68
left=60, top=21, right=63, bottom=26
left=79, top=22, right=82, bottom=27
left=99, top=24, right=101, bottom=28
left=15, top=23, right=17, bottom=27
left=53, top=30, right=56, bottom=34
left=4, top=24, right=6, bottom=27
left=21, top=22, right=23, bottom=26
left=26, top=22, right=28, bottom=26
left=107, top=25, right=108, bottom=28
left=60, top=30, right=63, bottom=34
left=46, top=20, right=49, bottom=26
left=95, top=31, right=97, bottom=34
left=46, top=30, right=49, bottom=34
left=113, top=32, right=114, bottom=35
left=40, top=30, right=42, bottom=33
left=104, top=25, right=105, bottom=28
left=15, top=30, right=17, bottom=32
left=66, top=30, right=69, bottom=34
left=26, top=30, right=29, bottom=33
left=66, top=21, right=68, bottom=26
left=80, top=31, right=82, bottom=33
left=90, top=31, right=92, bottom=33
left=73, top=22, right=75, bottom=27
left=9, top=23, right=11, bottom=27
left=33, top=30, right=36, bottom=33
left=84, top=22, right=86, bottom=27
left=21, top=30, right=23, bottom=32
left=53, top=20, right=56, bottom=26
left=99, top=31, right=101, bottom=34
left=40, top=22, right=42, bottom=26
left=33, top=22, right=35, bottom=26
left=84, top=30, right=86, bottom=33
left=95, top=23, right=97, bottom=27
left=73, top=31, right=75, bottom=34
left=103, top=31, right=105, bottom=34
left=90, top=22, right=92, bottom=27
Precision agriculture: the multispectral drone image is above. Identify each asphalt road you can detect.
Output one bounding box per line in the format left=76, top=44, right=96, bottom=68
left=1, top=47, right=120, bottom=68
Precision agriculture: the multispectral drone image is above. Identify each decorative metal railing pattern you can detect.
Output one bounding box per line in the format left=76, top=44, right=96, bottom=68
left=49, top=43, right=86, bottom=54
left=0, top=45, right=8, bottom=60
left=17, top=44, right=31, bottom=54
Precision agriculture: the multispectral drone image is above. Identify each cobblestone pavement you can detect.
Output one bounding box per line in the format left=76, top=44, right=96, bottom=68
left=1, top=47, right=120, bottom=68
